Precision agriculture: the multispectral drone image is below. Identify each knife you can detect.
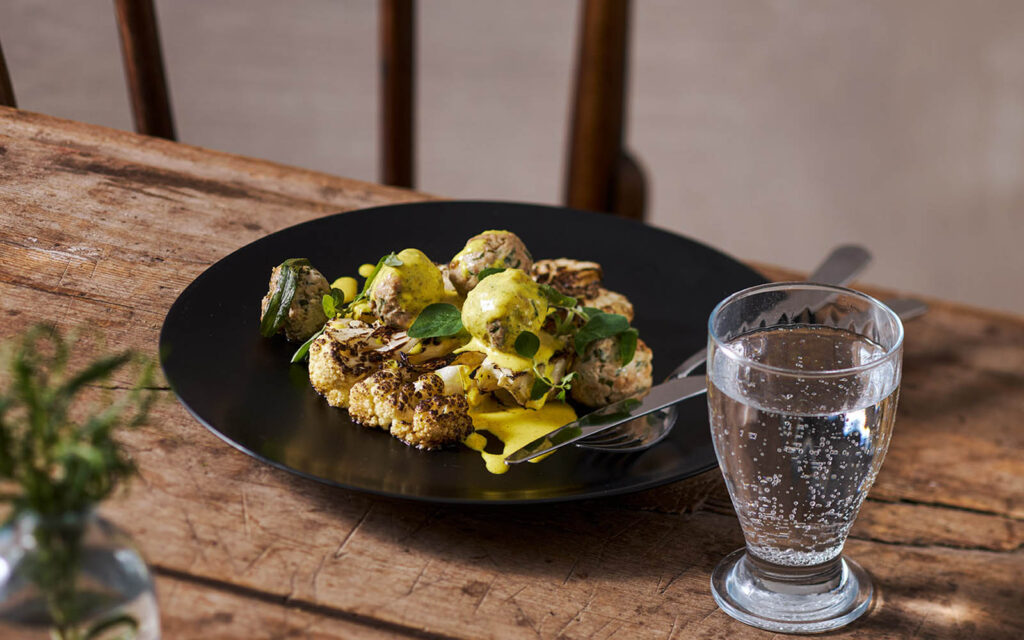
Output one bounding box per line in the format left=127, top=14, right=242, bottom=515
left=505, top=296, right=929, bottom=465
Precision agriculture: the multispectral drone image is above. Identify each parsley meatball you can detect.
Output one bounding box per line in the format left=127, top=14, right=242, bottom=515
left=570, top=336, right=653, bottom=407
left=448, top=230, right=533, bottom=296
left=367, top=248, right=446, bottom=329
left=260, top=261, right=331, bottom=342
left=461, top=269, right=547, bottom=352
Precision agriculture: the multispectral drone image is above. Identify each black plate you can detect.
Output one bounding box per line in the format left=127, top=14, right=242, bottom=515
left=160, top=201, right=765, bottom=504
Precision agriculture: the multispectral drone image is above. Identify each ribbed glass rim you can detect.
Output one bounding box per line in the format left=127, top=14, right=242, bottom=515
left=708, top=282, right=905, bottom=377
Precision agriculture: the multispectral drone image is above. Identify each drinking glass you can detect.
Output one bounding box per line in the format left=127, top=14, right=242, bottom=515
left=706, top=282, right=903, bottom=633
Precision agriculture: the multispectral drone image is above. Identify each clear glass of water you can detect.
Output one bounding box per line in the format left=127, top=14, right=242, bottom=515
left=707, top=282, right=903, bottom=633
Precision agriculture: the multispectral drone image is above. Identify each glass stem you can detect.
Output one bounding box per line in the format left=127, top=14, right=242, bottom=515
left=743, top=552, right=845, bottom=594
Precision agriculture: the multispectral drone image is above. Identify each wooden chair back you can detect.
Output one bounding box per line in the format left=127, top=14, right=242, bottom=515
left=0, top=0, right=645, bottom=220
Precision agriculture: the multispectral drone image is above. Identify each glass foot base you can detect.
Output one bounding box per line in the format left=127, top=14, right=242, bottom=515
left=710, top=548, right=872, bottom=634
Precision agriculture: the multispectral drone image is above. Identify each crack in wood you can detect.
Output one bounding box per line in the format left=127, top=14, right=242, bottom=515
left=555, top=587, right=597, bottom=637
left=406, top=560, right=430, bottom=597
left=151, top=565, right=462, bottom=640
left=471, top=573, right=496, bottom=614
left=335, top=504, right=373, bottom=558
left=657, top=564, right=693, bottom=595
left=866, top=495, right=1020, bottom=521
left=847, top=532, right=1023, bottom=553
left=562, top=556, right=581, bottom=585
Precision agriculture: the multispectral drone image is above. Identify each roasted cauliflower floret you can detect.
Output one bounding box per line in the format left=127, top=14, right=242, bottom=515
left=581, top=287, right=634, bottom=323
left=448, top=230, right=533, bottom=296
left=348, top=369, right=408, bottom=428
left=349, top=370, right=473, bottom=449
left=531, top=258, right=603, bottom=300
left=308, top=318, right=408, bottom=408
left=260, top=261, right=331, bottom=341
left=475, top=351, right=572, bottom=408
left=391, top=394, right=473, bottom=450
left=368, top=248, right=446, bottom=329
left=570, top=336, right=653, bottom=407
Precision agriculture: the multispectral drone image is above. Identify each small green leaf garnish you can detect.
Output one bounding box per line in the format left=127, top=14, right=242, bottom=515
left=477, top=267, right=506, bottom=281
left=538, top=284, right=577, bottom=308
left=530, top=377, right=551, bottom=401
left=322, top=288, right=346, bottom=318
left=259, top=258, right=310, bottom=337
left=581, top=306, right=604, bottom=319
left=618, top=328, right=639, bottom=366
left=383, top=254, right=404, bottom=267
left=408, top=303, right=464, bottom=339
left=514, top=331, right=540, bottom=359
left=574, top=312, right=630, bottom=356
left=322, top=294, right=336, bottom=318
left=291, top=325, right=325, bottom=363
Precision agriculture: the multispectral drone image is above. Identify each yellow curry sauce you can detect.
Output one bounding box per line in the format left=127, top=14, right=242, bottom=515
left=463, top=398, right=577, bottom=474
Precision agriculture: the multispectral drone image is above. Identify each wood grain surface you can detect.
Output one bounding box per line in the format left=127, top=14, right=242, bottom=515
left=1, top=106, right=1021, bottom=639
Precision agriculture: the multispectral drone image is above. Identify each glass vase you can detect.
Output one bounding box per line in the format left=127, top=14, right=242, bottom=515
left=0, top=509, right=160, bottom=640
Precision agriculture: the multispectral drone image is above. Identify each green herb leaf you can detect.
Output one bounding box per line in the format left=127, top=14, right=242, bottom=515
left=530, top=377, right=551, bottom=401
left=383, top=254, right=404, bottom=267
left=322, top=288, right=346, bottom=318
left=321, top=294, right=336, bottom=318
left=538, top=284, right=577, bottom=308
left=514, top=331, right=540, bottom=359
left=618, top=328, right=639, bottom=366
left=574, top=312, right=631, bottom=356
left=259, top=258, right=310, bottom=337
left=408, top=303, right=464, bottom=339
left=581, top=306, right=604, bottom=319
left=477, top=267, right=506, bottom=281
left=291, top=325, right=325, bottom=363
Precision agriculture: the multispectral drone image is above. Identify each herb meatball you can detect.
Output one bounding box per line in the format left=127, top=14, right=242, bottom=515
left=368, top=248, right=446, bottom=329
left=581, top=287, right=635, bottom=323
left=570, top=336, right=653, bottom=407
left=260, top=261, right=331, bottom=342
left=461, top=268, right=547, bottom=352
left=448, top=230, right=533, bottom=296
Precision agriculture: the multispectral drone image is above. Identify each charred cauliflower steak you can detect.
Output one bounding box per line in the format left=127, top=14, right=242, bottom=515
left=448, top=230, right=533, bottom=296
left=531, top=258, right=603, bottom=300
left=570, top=336, right=653, bottom=407
left=308, top=318, right=409, bottom=408
left=260, top=262, right=331, bottom=341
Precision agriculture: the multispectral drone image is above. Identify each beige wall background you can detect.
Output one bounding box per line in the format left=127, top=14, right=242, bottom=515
left=3, top=1, right=1022, bottom=314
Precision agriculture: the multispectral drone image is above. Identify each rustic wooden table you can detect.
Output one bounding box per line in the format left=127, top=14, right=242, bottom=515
left=1, top=106, right=1021, bottom=639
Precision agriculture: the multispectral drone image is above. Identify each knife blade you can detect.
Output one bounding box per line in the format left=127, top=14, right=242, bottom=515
left=504, top=373, right=709, bottom=464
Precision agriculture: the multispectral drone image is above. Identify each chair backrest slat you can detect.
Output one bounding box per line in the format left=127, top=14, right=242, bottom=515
left=380, top=0, right=416, bottom=189
left=565, top=0, right=638, bottom=219
left=0, top=40, right=16, bottom=108
left=113, top=0, right=176, bottom=140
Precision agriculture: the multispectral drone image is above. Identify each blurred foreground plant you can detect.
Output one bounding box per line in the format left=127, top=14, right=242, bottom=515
left=0, top=326, right=156, bottom=640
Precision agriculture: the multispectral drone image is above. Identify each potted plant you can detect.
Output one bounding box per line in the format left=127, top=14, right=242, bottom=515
left=0, top=327, right=160, bottom=639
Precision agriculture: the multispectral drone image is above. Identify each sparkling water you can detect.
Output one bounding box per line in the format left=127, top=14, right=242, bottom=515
left=709, top=325, right=899, bottom=566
